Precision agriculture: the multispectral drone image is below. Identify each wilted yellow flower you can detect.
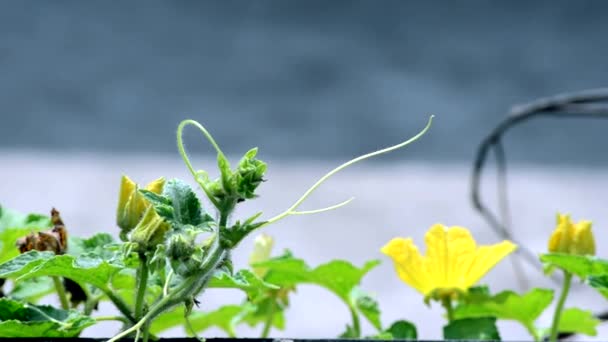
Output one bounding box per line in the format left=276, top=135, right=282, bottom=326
left=249, top=234, right=274, bottom=278
left=116, top=175, right=165, bottom=238
left=381, top=224, right=516, bottom=301
left=548, top=213, right=595, bottom=255
left=129, top=206, right=170, bottom=251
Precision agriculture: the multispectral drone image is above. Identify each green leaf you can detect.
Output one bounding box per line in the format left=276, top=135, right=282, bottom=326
left=384, top=320, right=417, bottom=339
left=454, top=288, right=553, bottom=339
left=0, top=298, right=95, bottom=337
left=151, top=305, right=248, bottom=337
left=257, top=252, right=380, bottom=303
left=0, top=251, right=122, bottom=291
left=588, top=275, right=608, bottom=300
left=351, top=287, right=382, bottom=331
left=443, top=317, right=501, bottom=341
left=208, top=269, right=279, bottom=301
left=540, top=253, right=608, bottom=278
left=67, top=233, right=115, bottom=258
left=557, top=308, right=599, bottom=336
left=8, top=277, right=55, bottom=302
left=254, top=252, right=381, bottom=335
left=142, top=179, right=213, bottom=231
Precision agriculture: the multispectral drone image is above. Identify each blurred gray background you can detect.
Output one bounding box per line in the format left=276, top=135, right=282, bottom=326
left=2, top=1, right=608, bottom=340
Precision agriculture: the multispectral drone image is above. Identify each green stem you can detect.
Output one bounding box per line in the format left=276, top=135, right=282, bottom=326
left=109, top=234, right=228, bottom=342
left=441, top=297, right=454, bottom=322
left=80, top=285, right=97, bottom=316
left=176, top=119, right=224, bottom=208
left=103, top=289, right=136, bottom=324
left=52, top=277, right=69, bottom=310
left=549, top=271, right=572, bottom=342
left=349, top=306, right=361, bottom=338
left=142, top=322, right=150, bottom=342
left=526, top=323, right=541, bottom=342
left=95, top=316, right=130, bottom=324
left=219, top=211, right=229, bottom=229
left=163, top=269, right=174, bottom=297
left=135, top=254, right=149, bottom=320
left=260, top=301, right=276, bottom=338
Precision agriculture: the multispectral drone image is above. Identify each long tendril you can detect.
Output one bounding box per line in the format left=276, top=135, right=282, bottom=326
left=263, top=115, right=434, bottom=226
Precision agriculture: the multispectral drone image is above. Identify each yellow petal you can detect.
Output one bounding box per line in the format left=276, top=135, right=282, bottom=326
left=573, top=221, right=595, bottom=255
left=548, top=227, right=563, bottom=253
left=117, top=175, right=136, bottom=214
left=424, top=224, right=477, bottom=291
left=381, top=237, right=430, bottom=295
left=145, top=177, right=165, bottom=194
left=465, top=240, right=517, bottom=286
left=556, top=213, right=570, bottom=225
left=117, top=175, right=138, bottom=230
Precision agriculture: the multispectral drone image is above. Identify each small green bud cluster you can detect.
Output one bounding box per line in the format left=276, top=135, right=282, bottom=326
left=165, top=230, right=210, bottom=277
left=205, top=148, right=267, bottom=214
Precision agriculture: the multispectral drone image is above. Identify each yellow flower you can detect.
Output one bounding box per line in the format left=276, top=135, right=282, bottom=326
left=548, top=213, right=595, bottom=255
left=381, top=224, right=516, bottom=301
left=249, top=234, right=274, bottom=278
left=116, top=175, right=165, bottom=238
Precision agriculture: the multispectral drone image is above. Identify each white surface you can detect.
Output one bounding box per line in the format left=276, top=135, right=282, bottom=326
left=1, top=150, right=607, bottom=340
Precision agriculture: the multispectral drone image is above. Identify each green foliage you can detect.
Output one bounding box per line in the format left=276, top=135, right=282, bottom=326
left=540, top=253, right=608, bottom=278
left=140, top=179, right=213, bottom=232
left=556, top=308, right=599, bottom=336
left=0, top=117, right=437, bottom=341
left=0, top=298, right=94, bottom=337
left=68, top=233, right=115, bottom=258
left=454, top=288, right=554, bottom=340
left=0, top=251, right=122, bottom=291
left=443, top=317, right=501, bottom=341
left=588, top=275, right=608, bottom=299
left=385, top=320, right=417, bottom=339
left=8, top=277, right=55, bottom=302
left=208, top=269, right=279, bottom=301
left=151, top=305, right=248, bottom=337
left=253, top=251, right=383, bottom=336
left=257, top=251, right=379, bottom=303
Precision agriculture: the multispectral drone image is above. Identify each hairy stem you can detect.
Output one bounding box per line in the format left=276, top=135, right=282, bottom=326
left=135, top=254, right=149, bottom=320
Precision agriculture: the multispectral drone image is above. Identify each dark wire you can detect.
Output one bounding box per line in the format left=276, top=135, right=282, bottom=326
left=470, top=88, right=608, bottom=339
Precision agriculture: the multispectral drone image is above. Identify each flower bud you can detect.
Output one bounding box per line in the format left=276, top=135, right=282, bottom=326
left=548, top=213, right=595, bottom=255
left=129, top=207, right=170, bottom=252
left=116, top=175, right=165, bottom=238
left=249, top=234, right=274, bottom=278
left=166, top=232, right=196, bottom=261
